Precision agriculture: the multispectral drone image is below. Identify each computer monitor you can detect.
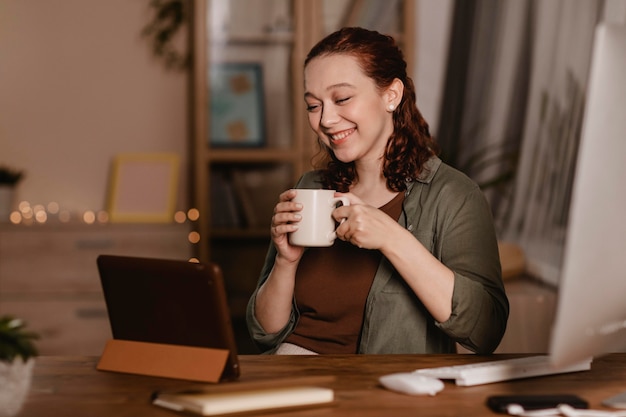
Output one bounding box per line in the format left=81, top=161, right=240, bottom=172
left=549, top=23, right=626, bottom=368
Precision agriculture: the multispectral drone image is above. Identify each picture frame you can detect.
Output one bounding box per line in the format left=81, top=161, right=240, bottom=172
left=209, top=62, right=265, bottom=147
left=106, top=153, right=180, bottom=223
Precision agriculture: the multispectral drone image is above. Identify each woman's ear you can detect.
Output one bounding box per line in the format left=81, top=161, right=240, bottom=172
left=385, top=78, right=404, bottom=111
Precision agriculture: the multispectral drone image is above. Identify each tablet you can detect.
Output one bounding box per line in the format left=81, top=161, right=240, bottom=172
left=96, top=254, right=240, bottom=380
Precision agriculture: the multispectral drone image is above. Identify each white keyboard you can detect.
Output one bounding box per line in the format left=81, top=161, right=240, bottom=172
left=415, top=355, right=592, bottom=386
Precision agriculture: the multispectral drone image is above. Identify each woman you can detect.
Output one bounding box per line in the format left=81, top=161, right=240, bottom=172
left=246, top=27, right=509, bottom=355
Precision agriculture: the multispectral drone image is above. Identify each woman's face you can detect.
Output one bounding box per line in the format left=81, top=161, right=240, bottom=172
left=304, top=54, right=395, bottom=166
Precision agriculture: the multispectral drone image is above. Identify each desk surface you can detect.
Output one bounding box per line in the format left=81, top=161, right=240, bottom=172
left=19, top=354, right=626, bottom=416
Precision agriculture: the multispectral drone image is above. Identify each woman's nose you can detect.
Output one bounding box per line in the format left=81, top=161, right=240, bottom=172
left=321, top=106, right=339, bottom=127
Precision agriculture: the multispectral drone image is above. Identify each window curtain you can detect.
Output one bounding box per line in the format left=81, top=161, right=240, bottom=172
left=436, top=0, right=602, bottom=285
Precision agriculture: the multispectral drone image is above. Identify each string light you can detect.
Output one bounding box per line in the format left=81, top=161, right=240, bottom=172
left=34, top=210, right=47, bottom=224
left=96, top=211, right=109, bottom=223
left=187, top=208, right=200, bottom=221
left=47, top=202, right=60, bottom=214
left=9, top=211, right=21, bottom=224
left=188, top=231, right=201, bottom=244
left=82, top=210, right=96, bottom=224
left=7, top=201, right=201, bottom=248
left=174, top=211, right=187, bottom=223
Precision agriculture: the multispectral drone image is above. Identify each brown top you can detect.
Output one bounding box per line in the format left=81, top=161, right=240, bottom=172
left=286, top=191, right=405, bottom=353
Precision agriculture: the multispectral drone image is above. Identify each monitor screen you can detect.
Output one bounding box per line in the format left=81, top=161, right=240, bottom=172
left=549, top=23, right=626, bottom=368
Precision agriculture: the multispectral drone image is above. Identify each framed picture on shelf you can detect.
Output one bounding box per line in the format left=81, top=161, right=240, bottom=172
left=209, top=62, right=265, bottom=147
left=106, top=153, right=180, bottom=223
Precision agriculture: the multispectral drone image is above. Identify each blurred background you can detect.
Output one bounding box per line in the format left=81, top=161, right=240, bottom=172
left=0, top=0, right=624, bottom=355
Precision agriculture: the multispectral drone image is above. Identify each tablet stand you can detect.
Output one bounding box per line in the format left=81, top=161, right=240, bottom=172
left=97, top=339, right=229, bottom=382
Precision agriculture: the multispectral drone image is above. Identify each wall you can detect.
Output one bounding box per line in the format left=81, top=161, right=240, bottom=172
left=0, top=0, right=188, bottom=215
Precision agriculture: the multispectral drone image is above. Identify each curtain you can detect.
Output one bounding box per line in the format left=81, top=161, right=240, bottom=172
left=437, top=0, right=532, bottom=227
left=437, top=0, right=602, bottom=285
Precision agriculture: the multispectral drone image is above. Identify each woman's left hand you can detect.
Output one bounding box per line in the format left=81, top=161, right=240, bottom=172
left=332, top=192, right=400, bottom=250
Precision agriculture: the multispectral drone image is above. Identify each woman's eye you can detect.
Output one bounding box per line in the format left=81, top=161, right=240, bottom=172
left=336, top=97, right=351, bottom=104
left=306, top=103, right=320, bottom=112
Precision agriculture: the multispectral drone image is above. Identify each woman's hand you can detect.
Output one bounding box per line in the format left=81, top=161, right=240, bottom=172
left=255, top=189, right=305, bottom=334
left=332, top=192, right=400, bottom=251
left=334, top=192, right=455, bottom=322
left=270, top=189, right=305, bottom=263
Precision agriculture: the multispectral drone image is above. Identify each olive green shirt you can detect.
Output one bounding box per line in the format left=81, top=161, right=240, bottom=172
left=246, top=157, right=509, bottom=354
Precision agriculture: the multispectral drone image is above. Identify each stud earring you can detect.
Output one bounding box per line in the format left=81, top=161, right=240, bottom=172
left=388, top=104, right=395, bottom=111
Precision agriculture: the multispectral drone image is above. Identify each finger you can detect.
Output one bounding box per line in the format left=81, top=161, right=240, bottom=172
left=336, top=221, right=349, bottom=241
left=272, top=211, right=302, bottom=226
left=279, top=188, right=297, bottom=202
left=271, top=223, right=299, bottom=238
left=274, top=203, right=302, bottom=218
left=332, top=205, right=350, bottom=222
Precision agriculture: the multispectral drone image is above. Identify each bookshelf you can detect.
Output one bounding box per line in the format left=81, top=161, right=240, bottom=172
left=190, top=0, right=415, bottom=314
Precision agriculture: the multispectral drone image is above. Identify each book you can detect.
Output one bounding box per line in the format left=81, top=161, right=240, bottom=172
left=231, top=166, right=291, bottom=229
left=210, top=170, right=242, bottom=228
left=152, top=385, right=334, bottom=416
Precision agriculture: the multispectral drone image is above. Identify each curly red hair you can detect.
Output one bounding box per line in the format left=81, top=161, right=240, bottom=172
left=305, top=27, right=439, bottom=192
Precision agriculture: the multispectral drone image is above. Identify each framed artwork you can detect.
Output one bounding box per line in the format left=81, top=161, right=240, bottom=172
left=209, top=63, right=265, bottom=147
left=106, top=153, right=180, bottom=223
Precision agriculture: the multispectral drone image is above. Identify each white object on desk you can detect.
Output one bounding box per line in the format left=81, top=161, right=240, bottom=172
left=507, top=404, right=626, bottom=417
left=379, top=372, right=444, bottom=396
left=415, top=355, right=592, bottom=386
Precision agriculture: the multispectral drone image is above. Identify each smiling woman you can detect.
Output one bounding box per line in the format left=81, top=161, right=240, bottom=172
left=246, top=27, right=509, bottom=356
left=303, top=54, right=399, bottom=179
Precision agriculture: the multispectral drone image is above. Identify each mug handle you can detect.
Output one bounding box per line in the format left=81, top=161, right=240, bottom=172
left=327, top=197, right=350, bottom=242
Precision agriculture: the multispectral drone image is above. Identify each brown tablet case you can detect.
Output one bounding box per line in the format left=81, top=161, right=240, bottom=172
left=96, top=255, right=240, bottom=382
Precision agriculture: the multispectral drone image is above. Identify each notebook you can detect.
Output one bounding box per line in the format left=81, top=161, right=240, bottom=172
left=96, top=254, right=240, bottom=381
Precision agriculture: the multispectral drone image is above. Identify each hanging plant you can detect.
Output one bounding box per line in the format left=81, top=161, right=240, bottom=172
left=142, top=0, right=190, bottom=71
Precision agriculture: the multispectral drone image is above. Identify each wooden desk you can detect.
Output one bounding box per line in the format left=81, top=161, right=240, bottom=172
left=19, top=354, right=626, bottom=416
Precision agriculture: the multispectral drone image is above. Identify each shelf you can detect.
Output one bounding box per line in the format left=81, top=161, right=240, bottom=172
left=211, top=32, right=294, bottom=45
left=207, top=148, right=298, bottom=164
left=211, top=227, right=270, bottom=239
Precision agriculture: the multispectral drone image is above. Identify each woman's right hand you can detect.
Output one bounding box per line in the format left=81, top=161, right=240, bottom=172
left=270, top=189, right=305, bottom=263
left=254, top=189, right=304, bottom=333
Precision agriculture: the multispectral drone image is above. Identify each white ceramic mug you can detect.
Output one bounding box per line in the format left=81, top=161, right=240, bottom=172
left=288, top=189, right=350, bottom=247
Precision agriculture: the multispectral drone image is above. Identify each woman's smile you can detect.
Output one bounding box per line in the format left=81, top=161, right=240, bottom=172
left=328, top=128, right=355, bottom=144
